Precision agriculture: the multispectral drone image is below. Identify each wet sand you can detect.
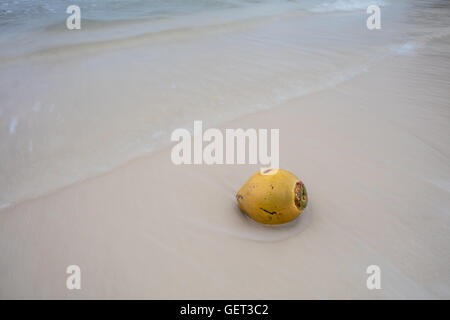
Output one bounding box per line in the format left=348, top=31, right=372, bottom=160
left=0, top=39, right=449, bottom=298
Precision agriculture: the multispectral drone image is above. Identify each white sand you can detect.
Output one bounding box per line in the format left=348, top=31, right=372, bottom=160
left=0, top=43, right=449, bottom=298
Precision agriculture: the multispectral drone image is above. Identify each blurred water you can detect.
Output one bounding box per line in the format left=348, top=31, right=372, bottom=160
left=0, top=0, right=389, bottom=31
left=0, top=0, right=449, bottom=209
left=0, top=0, right=392, bottom=57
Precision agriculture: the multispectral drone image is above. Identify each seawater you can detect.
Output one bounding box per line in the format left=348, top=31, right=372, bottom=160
left=0, top=0, right=449, bottom=209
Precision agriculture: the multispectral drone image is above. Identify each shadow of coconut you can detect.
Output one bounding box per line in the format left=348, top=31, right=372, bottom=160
left=230, top=203, right=313, bottom=242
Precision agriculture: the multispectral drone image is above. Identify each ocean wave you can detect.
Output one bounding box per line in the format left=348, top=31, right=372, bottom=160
left=309, top=0, right=388, bottom=13
left=1, top=0, right=446, bottom=212
left=0, top=0, right=390, bottom=32
left=390, top=41, right=420, bottom=55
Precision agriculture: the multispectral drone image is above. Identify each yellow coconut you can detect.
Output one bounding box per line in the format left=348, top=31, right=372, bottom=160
left=236, top=169, right=308, bottom=225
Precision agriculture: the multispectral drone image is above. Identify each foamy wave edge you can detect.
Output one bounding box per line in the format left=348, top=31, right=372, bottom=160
left=309, top=0, right=388, bottom=13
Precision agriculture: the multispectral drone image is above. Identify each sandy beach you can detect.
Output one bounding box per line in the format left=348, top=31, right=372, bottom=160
left=0, top=0, right=449, bottom=299
left=1, top=47, right=449, bottom=298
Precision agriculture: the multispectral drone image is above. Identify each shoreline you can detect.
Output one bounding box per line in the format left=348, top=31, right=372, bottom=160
left=0, top=39, right=418, bottom=214
left=0, top=0, right=418, bottom=210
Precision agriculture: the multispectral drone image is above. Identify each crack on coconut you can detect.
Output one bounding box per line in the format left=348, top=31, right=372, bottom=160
left=260, top=208, right=277, bottom=215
